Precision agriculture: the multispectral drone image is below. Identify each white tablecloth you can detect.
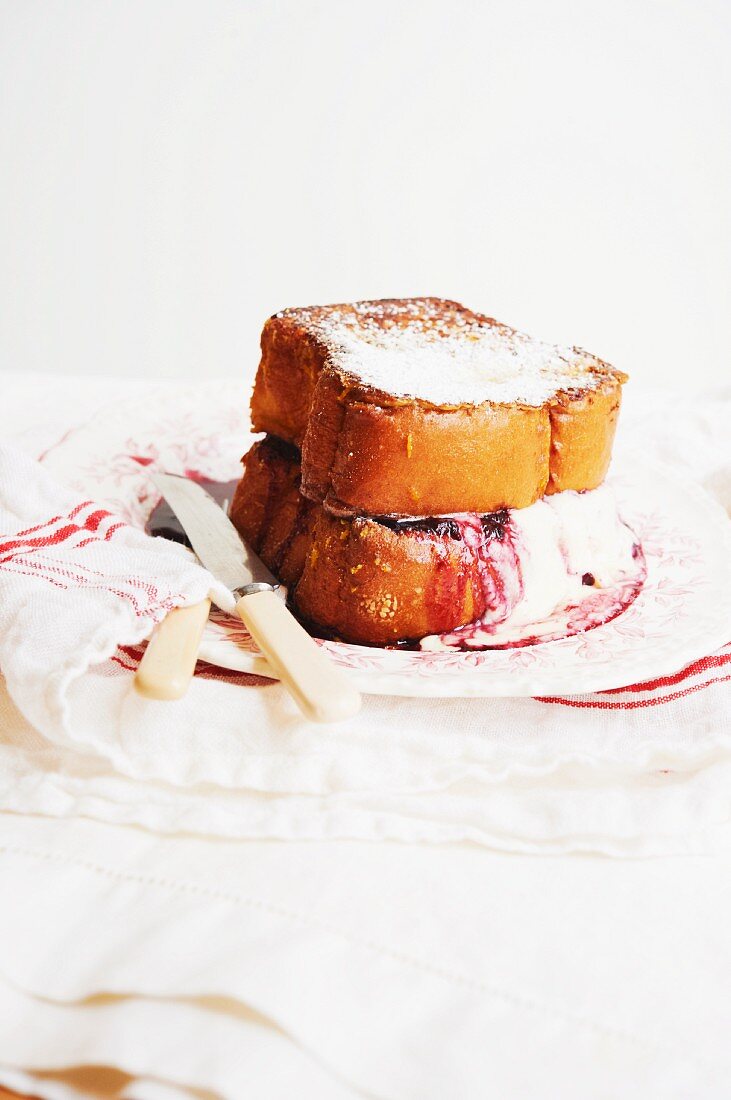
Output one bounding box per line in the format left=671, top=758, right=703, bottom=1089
left=1, top=812, right=730, bottom=1099
left=1, top=372, right=730, bottom=1099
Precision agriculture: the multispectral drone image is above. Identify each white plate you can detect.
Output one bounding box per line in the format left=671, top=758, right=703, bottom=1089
left=198, top=465, right=731, bottom=697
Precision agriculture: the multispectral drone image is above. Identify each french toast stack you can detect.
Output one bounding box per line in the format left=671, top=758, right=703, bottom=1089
left=231, top=299, right=627, bottom=646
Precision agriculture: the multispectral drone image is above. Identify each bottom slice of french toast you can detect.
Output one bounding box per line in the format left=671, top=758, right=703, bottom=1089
left=231, top=436, right=494, bottom=646
left=231, top=436, right=644, bottom=650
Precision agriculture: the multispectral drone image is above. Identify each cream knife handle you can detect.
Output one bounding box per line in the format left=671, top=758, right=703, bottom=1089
left=236, top=589, right=361, bottom=722
left=134, top=599, right=211, bottom=701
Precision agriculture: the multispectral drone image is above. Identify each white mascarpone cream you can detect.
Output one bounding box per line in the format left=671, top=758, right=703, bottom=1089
left=419, top=484, right=645, bottom=651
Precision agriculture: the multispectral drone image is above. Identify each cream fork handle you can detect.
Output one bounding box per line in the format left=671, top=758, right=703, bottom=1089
left=134, top=599, right=211, bottom=700
left=235, top=589, right=361, bottom=722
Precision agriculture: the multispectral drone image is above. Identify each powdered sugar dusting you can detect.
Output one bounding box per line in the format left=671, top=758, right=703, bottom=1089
left=276, top=299, right=618, bottom=408
left=327, top=326, right=600, bottom=407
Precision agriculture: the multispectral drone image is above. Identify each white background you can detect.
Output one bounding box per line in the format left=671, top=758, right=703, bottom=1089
left=1, top=0, right=729, bottom=390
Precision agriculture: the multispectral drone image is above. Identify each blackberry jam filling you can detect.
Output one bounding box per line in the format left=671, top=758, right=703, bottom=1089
left=373, top=509, right=510, bottom=542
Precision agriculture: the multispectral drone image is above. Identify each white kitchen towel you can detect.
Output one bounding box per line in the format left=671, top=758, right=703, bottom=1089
left=0, top=374, right=729, bottom=855
left=0, top=443, right=234, bottom=756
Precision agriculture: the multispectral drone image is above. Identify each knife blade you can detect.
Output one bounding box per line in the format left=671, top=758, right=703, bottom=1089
left=148, top=473, right=361, bottom=723
left=152, top=472, right=279, bottom=594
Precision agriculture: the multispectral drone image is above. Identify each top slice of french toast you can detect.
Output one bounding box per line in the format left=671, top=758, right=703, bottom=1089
left=249, top=298, right=627, bottom=518
left=252, top=298, right=624, bottom=437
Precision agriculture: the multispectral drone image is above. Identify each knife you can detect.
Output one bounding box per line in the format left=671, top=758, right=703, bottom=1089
left=137, top=472, right=362, bottom=723
left=135, top=478, right=237, bottom=702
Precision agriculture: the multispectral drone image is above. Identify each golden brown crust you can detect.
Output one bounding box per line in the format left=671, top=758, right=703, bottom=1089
left=547, top=382, right=622, bottom=495
left=300, top=370, right=551, bottom=515
left=250, top=298, right=626, bottom=517
left=231, top=438, right=491, bottom=646
left=251, top=315, right=329, bottom=445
